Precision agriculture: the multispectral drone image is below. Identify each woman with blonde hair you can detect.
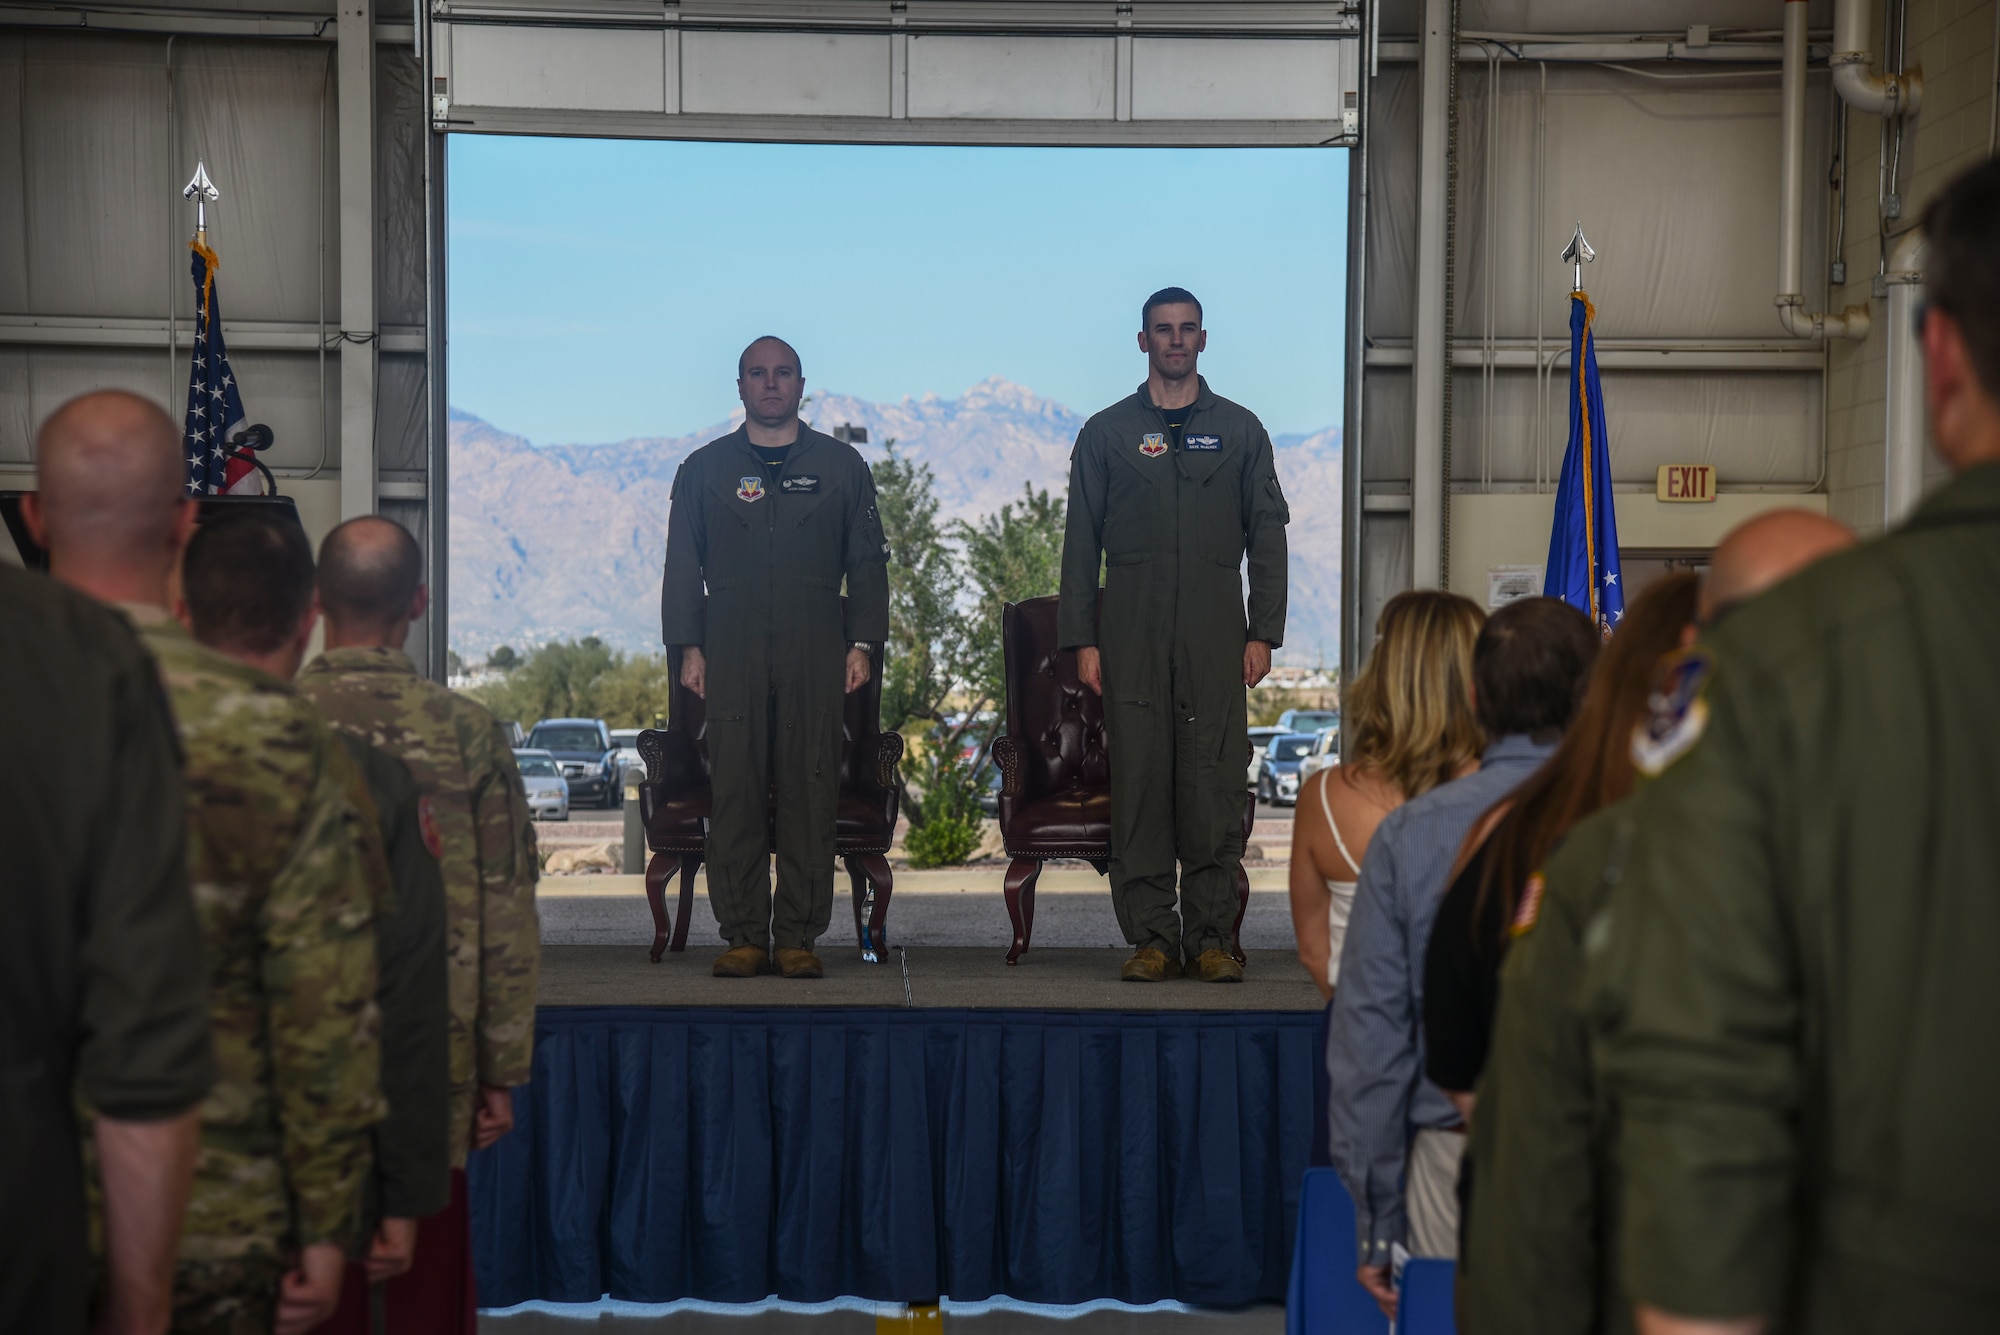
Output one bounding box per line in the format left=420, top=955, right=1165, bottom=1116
left=1289, top=590, right=1487, bottom=999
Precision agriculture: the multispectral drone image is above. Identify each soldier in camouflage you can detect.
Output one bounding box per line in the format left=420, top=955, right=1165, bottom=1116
left=299, top=514, right=539, bottom=1331
left=25, top=391, right=384, bottom=1335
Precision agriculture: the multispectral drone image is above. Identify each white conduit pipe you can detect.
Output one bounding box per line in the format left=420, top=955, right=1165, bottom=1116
left=1882, top=229, right=1927, bottom=526
left=1832, top=0, right=1922, bottom=116
left=1778, top=0, right=1870, bottom=340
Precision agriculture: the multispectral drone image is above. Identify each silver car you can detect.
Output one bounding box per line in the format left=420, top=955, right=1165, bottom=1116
left=513, top=748, right=570, bottom=821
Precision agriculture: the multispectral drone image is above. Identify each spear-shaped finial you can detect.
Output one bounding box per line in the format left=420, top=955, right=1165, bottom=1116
left=183, top=162, right=218, bottom=241
left=1561, top=222, right=1596, bottom=294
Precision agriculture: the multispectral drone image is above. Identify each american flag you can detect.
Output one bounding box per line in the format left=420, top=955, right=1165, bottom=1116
left=183, top=240, right=255, bottom=495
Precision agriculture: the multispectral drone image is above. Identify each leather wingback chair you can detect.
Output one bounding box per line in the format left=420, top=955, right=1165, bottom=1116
left=989, top=595, right=1256, bottom=965
left=637, top=610, right=903, bottom=963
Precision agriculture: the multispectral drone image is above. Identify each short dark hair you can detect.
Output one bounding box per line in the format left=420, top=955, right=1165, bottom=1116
left=182, top=510, right=316, bottom=654
left=1923, top=157, right=2000, bottom=403
left=737, top=335, right=802, bottom=379
left=317, top=516, right=423, bottom=626
left=1472, top=596, right=1599, bottom=742
left=1141, top=287, right=1203, bottom=328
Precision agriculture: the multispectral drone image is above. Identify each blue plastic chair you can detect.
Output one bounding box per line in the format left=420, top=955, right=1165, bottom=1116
left=1286, top=1168, right=1391, bottom=1335
left=1397, top=1257, right=1457, bottom=1335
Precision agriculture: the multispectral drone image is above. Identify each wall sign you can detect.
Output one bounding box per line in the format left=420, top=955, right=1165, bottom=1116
left=1656, top=464, right=1716, bottom=502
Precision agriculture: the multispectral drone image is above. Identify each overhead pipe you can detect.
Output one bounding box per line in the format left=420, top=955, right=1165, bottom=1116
left=1882, top=230, right=1927, bottom=526
left=1777, top=0, right=1869, bottom=340
left=1832, top=0, right=1922, bottom=115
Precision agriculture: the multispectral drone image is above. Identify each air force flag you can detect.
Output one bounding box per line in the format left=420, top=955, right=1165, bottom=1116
left=1543, top=291, right=1624, bottom=634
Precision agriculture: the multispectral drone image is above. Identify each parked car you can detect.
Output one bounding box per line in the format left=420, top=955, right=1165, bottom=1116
left=1276, top=708, right=1339, bottom=736
left=1256, top=732, right=1319, bottom=806
left=1247, top=724, right=1288, bottom=788
left=1297, top=726, right=1341, bottom=784
left=513, top=748, right=570, bottom=821
left=608, top=727, right=647, bottom=786
left=524, top=717, right=621, bottom=808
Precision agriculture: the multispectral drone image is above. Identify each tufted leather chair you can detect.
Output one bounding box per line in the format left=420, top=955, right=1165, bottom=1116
left=636, top=605, right=904, bottom=963
left=989, top=595, right=1255, bottom=965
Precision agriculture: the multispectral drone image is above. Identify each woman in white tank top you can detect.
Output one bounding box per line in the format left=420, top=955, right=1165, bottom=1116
left=1286, top=591, right=1487, bottom=998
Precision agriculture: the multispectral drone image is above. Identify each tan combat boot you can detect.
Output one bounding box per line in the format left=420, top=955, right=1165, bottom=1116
left=776, top=948, right=825, bottom=980
left=712, top=945, right=770, bottom=978
left=1192, top=949, right=1244, bottom=983
left=1121, top=947, right=1184, bottom=982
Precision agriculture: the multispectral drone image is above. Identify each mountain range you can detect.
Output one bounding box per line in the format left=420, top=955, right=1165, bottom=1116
left=448, top=378, right=1343, bottom=663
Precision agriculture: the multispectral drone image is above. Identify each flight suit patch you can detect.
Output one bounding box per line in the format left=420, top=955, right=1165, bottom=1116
left=780, top=475, right=820, bottom=494
left=1631, top=649, right=1712, bottom=776
left=736, top=476, right=766, bottom=503
left=1510, top=872, right=1546, bottom=937
left=1185, top=434, right=1222, bottom=452
left=417, top=796, right=443, bottom=860
left=1139, top=433, right=1167, bottom=458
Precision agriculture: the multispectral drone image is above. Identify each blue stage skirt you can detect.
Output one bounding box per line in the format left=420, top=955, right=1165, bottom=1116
left=469, top=1006, right=1318, bottom=1309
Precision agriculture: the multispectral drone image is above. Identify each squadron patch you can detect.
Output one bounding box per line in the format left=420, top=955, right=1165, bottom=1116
left=1139, top=433, right=1168, bottom=458
left=1185, top=434, right=1222, bottom=452
left=736, top=476, right=766, bottom=503
left=417, top=796, right=444, bottom=860
left=780, top=475, right=820, bottom=494
left=1510, top=872, right=1547, bottom=937
left=1631, top=649, right=1713, bottom=777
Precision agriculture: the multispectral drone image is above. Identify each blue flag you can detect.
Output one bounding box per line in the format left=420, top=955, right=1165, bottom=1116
left=1543, top=292, right=1623, bottom=634
left=183, top=239, right=252, bottom=496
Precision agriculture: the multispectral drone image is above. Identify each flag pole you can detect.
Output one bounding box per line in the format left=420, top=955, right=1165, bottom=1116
left=1561, top=221, right=1595, bottom=294
left=182, top=162, right=217, bottom=246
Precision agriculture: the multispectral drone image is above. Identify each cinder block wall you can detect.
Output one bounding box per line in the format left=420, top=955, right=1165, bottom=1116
left=1826, top=0, right=2000, bottom=534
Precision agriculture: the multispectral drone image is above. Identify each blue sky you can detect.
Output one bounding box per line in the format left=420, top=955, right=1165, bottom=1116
left=447, top=137, right=1347, bottom=444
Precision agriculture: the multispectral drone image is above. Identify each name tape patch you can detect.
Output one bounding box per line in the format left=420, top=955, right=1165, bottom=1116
left=780, top=475, right=820, bottom=494
left=1185, top=434, right=1222, bottom=452
left=736, top=476, right=766, bottom=503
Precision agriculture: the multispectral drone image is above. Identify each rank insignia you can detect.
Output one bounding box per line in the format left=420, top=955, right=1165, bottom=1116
left=1139, top=433, right=1167, bottom=457
left=737, top=476, right=766, bottom=503
left=1631, top=648, right=1713, bottom=776
left=1510, top=872, right=1546, bottom=937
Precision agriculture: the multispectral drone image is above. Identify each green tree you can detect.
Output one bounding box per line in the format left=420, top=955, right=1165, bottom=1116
left=872, top=441, right=967, bottom=737
left=486, top=644, right=520, bottom=672
left=446, top=649, right=467, bottom=678
left=947, top=482, right=1067, bottom=738
left=589, top=654, right=678, bottom=729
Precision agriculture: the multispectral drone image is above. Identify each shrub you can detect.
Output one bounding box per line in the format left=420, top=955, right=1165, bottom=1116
left=903, top=750, right=985, bottom=868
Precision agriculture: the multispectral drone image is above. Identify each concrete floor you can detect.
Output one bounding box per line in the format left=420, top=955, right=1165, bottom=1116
left=482, top=1300, right=1286, bottom=1333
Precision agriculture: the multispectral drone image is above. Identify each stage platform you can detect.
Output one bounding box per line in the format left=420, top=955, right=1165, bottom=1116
left=536, top=945, right=1323, bottom=1011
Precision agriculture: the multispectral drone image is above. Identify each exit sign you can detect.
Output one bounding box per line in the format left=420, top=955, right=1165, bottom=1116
left=1657, top=464, right=1716, bottom=502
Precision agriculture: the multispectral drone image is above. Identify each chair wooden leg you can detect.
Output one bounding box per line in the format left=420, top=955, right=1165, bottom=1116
left=845, top=853, right=894, bottom=962
left=1231, top=860, right=1251, bottom=965
left=669, top=854, right=700, bottom=953
left=1004, top=857, right=1043, bottom=965
left=644, top=851, right=673, bottom=962
left=845, top=857, right=870, bottom=953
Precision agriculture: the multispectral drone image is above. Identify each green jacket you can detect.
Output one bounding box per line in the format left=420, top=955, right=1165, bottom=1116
left=1057, top=377, right=1289, bottom=652
left=660, top=423, right=891, bottom=653
left=1585, top=462, right=2000, bottom=1327
left=124, top=608, right=383, bottom=1260
left=336, top=736, right=451, bottom=1223
left=1465, top=803, right=1632, bottom=1335
left=298, top=648, right=540, bottom=1169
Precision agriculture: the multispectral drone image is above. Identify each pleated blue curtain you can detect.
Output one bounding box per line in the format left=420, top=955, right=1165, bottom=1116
left=470, top=1007, right=1318, bottom=1309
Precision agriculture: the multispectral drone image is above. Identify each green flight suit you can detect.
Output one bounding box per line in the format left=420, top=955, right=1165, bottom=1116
left=661, top=424, right=891, bottom=952
left=1057, top=377, right=1289, bottom=960
left=1584, top=462, right=2000, bottom=1332
left=1463, top=802, right=1633, bottom=1335
left=336, top=736, right=452, bottom=1227
left=0, top=568, right=213, bottom=1335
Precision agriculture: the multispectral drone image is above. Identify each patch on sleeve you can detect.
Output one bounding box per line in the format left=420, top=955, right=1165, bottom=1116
left=1631, top=648, right=1713, bottom=777
left=1510, top=872, right=1547, bottom=937
left=417, top=795, right=444, bottom=860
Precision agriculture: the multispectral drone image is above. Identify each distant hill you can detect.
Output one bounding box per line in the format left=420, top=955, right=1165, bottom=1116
left=448, top=378, right=1342, bottom=663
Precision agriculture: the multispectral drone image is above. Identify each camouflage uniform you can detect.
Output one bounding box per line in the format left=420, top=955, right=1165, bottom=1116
left=118, top=607, right=384, bottom=1335
left=298, top=646, right=540, bottom=1165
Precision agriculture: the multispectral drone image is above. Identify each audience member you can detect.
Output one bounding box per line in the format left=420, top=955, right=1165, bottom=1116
left=1291, top=591, right=1486, bottom=997
left=23, top=391, right=383, bottom=1335
left=179, top=511, right=455, bottom=1333
left=1329, top=596, right=1598, bottom=1316
left=1462, top=511, right=1852, bottom=1335
left=1423, top=573, right=1699, bottom=1117
left=1584, top=156, right=2000, bottom=1335
left=298, top=515, right=540, bottom=1334
left=0, top=564, right=213, bottom=1335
